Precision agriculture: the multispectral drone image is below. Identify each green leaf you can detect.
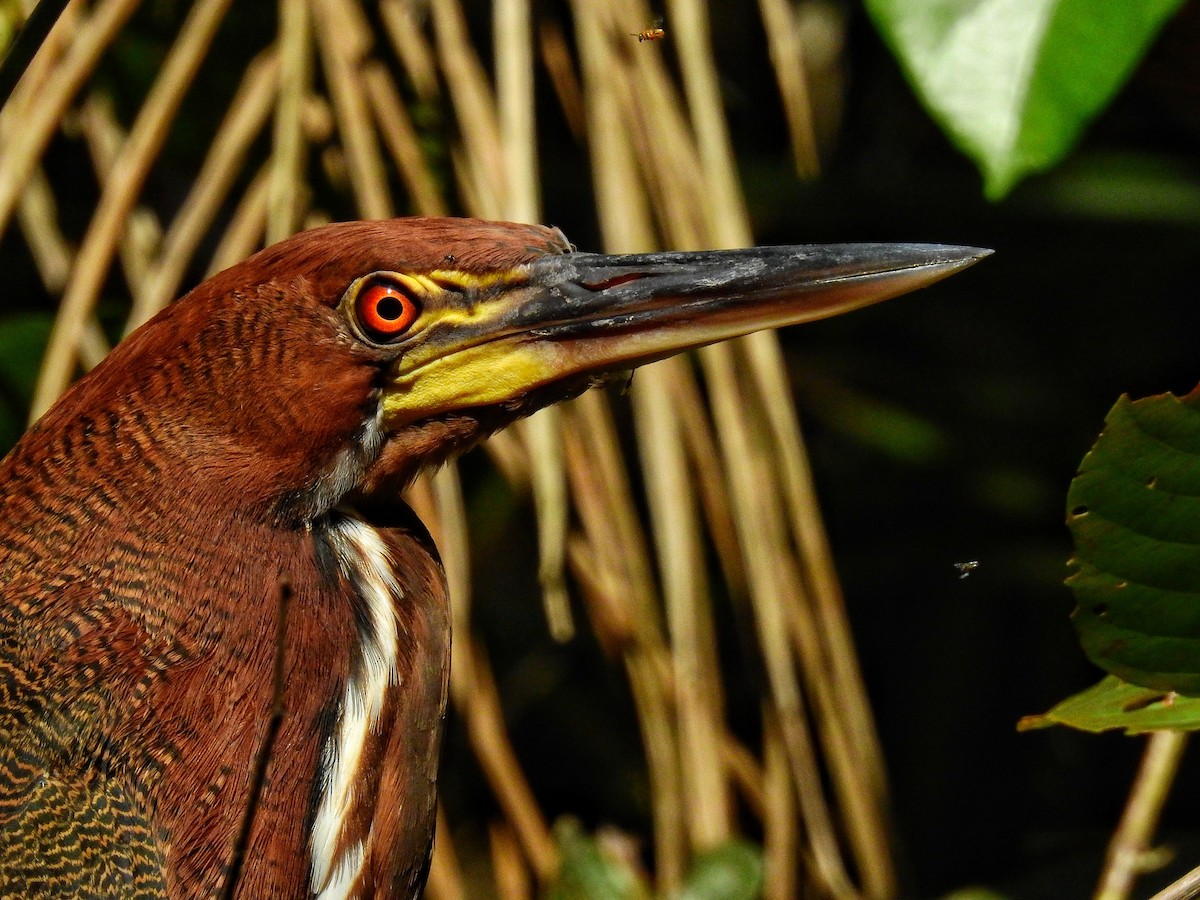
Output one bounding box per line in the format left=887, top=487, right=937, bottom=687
left=1068, top=389, right=1200, bottom=694
left=673, top=841, right=763, bottom=900
left=1019, top=674, right=1200, bottom=734
left=543, top=819, right=652, bottom=900
left=865, top=0, right=1187, bottom=198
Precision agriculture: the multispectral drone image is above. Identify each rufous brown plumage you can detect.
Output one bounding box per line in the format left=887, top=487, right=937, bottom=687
left=0, top=216, right=986, bottom=898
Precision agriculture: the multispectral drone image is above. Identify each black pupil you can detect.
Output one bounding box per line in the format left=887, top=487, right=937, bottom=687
left=375, top=293, right=405, bottom=322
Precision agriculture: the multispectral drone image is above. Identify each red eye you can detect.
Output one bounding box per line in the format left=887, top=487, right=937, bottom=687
left=355, top=279, right=421, bottom=343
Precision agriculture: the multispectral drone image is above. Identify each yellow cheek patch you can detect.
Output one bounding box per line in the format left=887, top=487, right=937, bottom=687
left=427, top=269, right=528, bottom=292
left=380, top=341, right=565, bottom=428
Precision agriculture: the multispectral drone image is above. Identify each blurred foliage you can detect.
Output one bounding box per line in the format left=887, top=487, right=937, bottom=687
left=543, top=819, right=763, bottom=900
left=3, top=0, right=1200, bottom=897
left=866, top=0, right=1188, bottom=198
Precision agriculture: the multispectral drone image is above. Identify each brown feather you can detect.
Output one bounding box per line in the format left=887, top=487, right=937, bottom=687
left=0, top=217, right=560, bottom=897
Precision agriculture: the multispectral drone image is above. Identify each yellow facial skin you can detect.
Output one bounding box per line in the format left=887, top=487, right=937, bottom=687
left=356, top=246, right=987, bottom=431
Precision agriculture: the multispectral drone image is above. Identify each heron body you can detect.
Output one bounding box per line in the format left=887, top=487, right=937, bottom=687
left=0, top=217, right=985, bottom=897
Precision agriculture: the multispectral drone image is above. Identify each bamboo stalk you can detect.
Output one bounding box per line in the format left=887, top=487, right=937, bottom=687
left=30, top=0, right=235, bottom=418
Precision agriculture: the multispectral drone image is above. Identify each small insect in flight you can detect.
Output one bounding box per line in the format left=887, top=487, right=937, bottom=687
left=953, top=560, right=979, bottom=579
left=633, top=16, right=666, bottom=42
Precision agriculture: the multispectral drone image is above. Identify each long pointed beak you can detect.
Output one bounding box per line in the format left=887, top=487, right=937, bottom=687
left=380, top=243, right=990, bottom=428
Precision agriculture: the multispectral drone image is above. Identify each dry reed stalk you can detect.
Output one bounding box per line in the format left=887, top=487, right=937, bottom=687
left=425, top=804, right=467, bottom=900
left=684, top=0, right=888, bottom=869
left=494, top=0, right=573, bottom=643
left=423, top=462, right=561, bottom=885
left=30, top=0, right=235, bottom=418
left=489, top=821, right=532, bottom=900
left=1096, top=731, right=1189, bottom=900
left=763, top=708, right=800, bottom=900
left=136, top=49, right=279, bottom=327
left=312, top=0, right=393, bottom=220
left=663, top=365, right=746, bottom=598
left=720, top=733, right=766, bottom=821
left=363, top=62, right=448, bottom=217
left=78, top=94, right=163, bottom=298
left=623, top=0, right=893, bottom=888
left=268, top=0, right=309, bottom=243
left=721, top=345, right=895, bottom=894
left=520, top=410, right=574, bottom=641
left=0, top=0, right=141, bottom=236
left=430, top=0, right=506, bottom=219
left=568, top=0, right=655, bottom=251
left=206, top=165, right=270, bottom=275
left=535, top=19, right=586, bottom=142
left=625, top=651, right=687, bottom=891
left=417, top=2, right=579, bottom=881
left=632, top=358, right=733, bottom=849
left=664, top=0, right=749, bottom=247
left=379, top=0, right=440, bottom=103
left=746, top=340, right=895, bottom=895
left=560, top=392, right=687, bottom=890
left=17, top=166, right=71, bottom=292
left=575, top=2, right=835, bottom=890
left=465, top=640, right=558, bottom=880
left=429, top=465, right=470, bottom=673
left=494, top=0, right=538, bottom=223
left=566, top=535, right=637, bottom=657
left=14, top=163, right=110, bottom=371
left=594, top=1, right=707, bottom=248
left=756, top=0, right=821, bottom=177
left=448, top=146, right=483, bottom=223
left=703, top=340, right=852, bottom=895
left=6, top=0, right=79, bottom=105
left=480, top=428, right=531, bottom=489
left=618, top=67, right=706, bottom=248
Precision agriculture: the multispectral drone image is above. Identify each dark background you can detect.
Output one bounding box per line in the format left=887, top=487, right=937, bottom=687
left=4, top=1, right=1200, bottom=896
